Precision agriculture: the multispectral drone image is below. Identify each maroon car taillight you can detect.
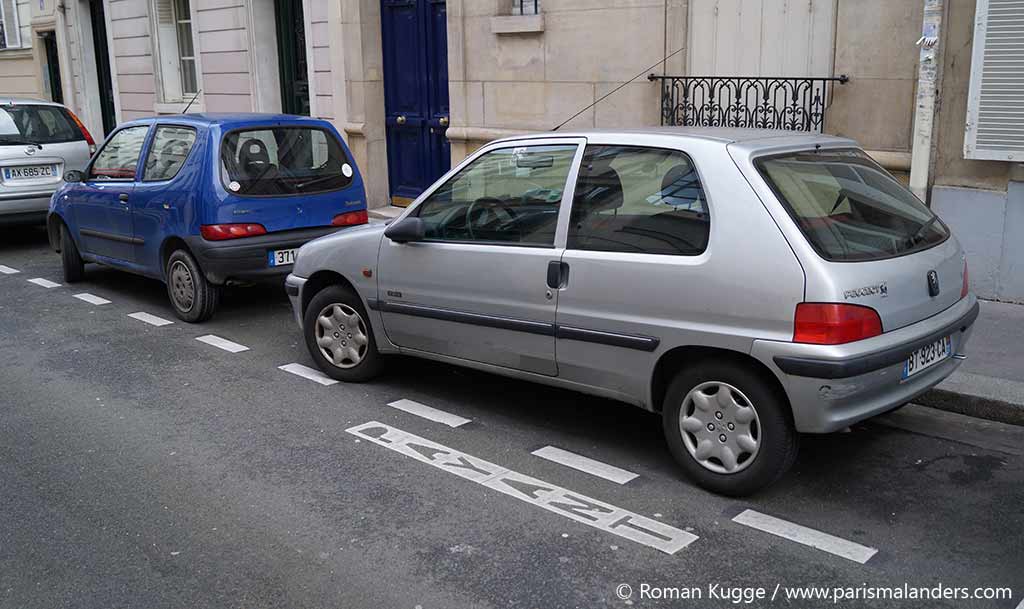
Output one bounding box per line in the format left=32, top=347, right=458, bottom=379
left=200, top=223, right=268, bottom=241
left=332, top=210, right=368, bottom=226
left=793, top=303, right=883, bottom=345
left=961, top=258, right=970, bottom=299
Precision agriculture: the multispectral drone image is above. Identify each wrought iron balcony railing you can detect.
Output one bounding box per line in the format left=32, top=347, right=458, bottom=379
left=647, top=74, right=849, bottom=132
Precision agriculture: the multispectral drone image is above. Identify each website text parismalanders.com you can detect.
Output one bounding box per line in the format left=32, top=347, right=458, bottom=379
left=614, top=581, right=1014, bottom=605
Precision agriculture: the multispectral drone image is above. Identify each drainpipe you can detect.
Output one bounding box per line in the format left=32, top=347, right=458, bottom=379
left=909, top=0, right=946, bottom=203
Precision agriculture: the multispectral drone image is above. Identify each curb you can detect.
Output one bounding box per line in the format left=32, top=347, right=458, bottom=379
left=917, top=387, right=1024, bottom=427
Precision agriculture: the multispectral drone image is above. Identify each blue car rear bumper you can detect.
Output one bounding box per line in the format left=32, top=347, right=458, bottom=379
left=185, top=225, right=342, bottom=285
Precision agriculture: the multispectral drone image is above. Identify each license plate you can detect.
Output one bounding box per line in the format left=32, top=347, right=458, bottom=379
left=268, top=248, right=297, bottom=267
left=2, top=164, right=58, bottom=181
left=901, top=335, right=952, bottom=380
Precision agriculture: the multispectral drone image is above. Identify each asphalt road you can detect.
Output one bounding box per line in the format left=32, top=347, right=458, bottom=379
left=1, top=226, right=1022, bottom=609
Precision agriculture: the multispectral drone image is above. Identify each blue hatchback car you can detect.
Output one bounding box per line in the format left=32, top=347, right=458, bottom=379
left=47, top=113, right=367, bottom=322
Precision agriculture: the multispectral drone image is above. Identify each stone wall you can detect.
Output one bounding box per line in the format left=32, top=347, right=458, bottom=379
left=826, top=0, right=922, bottom=156
left=446, top=0, right=681, bottom=163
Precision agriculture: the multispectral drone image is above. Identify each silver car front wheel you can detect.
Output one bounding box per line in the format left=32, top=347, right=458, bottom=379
left=315, top=303, right=369, bottom=369
left=679, top=381, right=761, bottom=474
left=303, top=285, right=383, bottom=382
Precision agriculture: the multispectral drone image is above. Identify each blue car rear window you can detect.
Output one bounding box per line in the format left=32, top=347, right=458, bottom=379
left=220, top=127, right=353, bottom=196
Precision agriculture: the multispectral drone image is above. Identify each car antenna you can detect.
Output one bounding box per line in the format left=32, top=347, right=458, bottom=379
left=551, top=46, right=685, bottom=132
left=182, top=89, right=202, bottom=114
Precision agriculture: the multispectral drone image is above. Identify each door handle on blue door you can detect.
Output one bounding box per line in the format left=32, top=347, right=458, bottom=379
left=118, top=193, right=129, bottom=204
left=546, top=261, right=569, bottom=289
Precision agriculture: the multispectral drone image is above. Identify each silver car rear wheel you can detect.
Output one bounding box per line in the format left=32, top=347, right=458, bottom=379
left=315, top=303, right=369, bottom=369
left=679, top=381, right=761, bottom=475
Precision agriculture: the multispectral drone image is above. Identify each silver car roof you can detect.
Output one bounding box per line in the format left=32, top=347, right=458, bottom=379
left=0, top=97, right=66, bottom=107
left=492, top=126, right=857, bottom=153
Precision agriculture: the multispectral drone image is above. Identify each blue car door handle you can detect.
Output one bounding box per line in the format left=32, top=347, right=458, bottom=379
left=118, top=193, right=129, bottom=204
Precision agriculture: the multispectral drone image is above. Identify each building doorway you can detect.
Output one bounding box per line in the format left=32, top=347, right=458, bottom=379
left=88, top=0, right=116, bottom=133
left=274, top=0, right=310, bottom=116
left=380, top=0, right=450, bottom=207
left=40, top=32, right=63, bottom=103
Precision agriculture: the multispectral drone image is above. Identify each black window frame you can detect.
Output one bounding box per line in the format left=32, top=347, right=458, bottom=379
left=85, top=124, right=151, bottom=183
left=566, top=144, right=712, bottom=257
left=141, top=123, right=199, bottom=183
left=218, top=125, right=354, bottom=198
left=410, top=142, right=582, bottom=249
left=753, top=147, right=950, bottom=263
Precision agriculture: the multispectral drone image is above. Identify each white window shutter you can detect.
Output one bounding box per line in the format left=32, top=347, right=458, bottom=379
left=0, top=0, right=22, bottom=49
left=965, top=0, right=1024, bottom=161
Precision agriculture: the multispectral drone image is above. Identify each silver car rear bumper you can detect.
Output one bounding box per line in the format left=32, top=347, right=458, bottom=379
left=753, top=296, right=979, bottom=433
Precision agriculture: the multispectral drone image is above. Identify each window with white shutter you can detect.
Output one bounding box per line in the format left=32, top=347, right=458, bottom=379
left=964, top=0, right=1024, bottom=161
left=0, top=0, right=23, bottom=50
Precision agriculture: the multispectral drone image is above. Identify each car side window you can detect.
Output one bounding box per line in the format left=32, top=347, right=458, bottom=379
left=143, top=126, right=198, bottom=182
left=568, top=145, right=710, bottom=256
left=414, top=144, right=578, bottom=246
left=88, top=126, right=149, bottom=181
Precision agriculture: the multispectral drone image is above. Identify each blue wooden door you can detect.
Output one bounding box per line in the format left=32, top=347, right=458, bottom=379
left=381, top=0, right=450, bottom=207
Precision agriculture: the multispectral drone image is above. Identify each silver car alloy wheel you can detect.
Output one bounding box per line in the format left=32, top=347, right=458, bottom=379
left=679, top=381, right=761, bottom=475
left=169, top=260, right=195, bottom=313
left=315, top=303, right=369, bottom=369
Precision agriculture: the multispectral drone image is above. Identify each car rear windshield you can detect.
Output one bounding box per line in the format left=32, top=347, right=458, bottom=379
left=220, top=127, right=352, bottom=196
left=0, top=104, right=84, bottom=145
left=756, top=149, right=949, bottom=262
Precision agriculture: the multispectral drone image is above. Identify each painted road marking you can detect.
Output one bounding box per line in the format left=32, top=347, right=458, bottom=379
left=347, top=421, right=698, bottom=554
left=27, top=278, right=61, bottom=288
left=388, top=398, right=471, bottom=428
left=128, top=312, right=174, bottom=327
left=278, top=363, right=338, bottom=386
left=0, top=265, right=19, bottom=274
left=73, top=293, right=111, bottom=305
left=196, top=334, right=249, bottom=353
left=1016, top=597, right=1024, bottom=609
left=733, top=509, right=877, bottom=564
left=532, top=446, right=638, bottom=485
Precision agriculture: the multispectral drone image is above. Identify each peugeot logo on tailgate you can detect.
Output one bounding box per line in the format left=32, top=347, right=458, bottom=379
left=927, top=270, right=940, bottom=297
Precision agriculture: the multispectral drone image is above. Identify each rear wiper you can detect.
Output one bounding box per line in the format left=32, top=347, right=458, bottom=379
left=0, top=137, right=43, bottom=149
left=910, top=216, right=939, bottom=245
left=293, top=174, right=342, bottom=190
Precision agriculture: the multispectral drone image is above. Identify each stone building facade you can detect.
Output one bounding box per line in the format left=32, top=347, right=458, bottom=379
left=0, top=0, right=1021, bottom=301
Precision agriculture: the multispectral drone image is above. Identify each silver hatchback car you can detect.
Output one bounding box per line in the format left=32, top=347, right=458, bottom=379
left=286, top=128, right=977, bottom=496
left=1, top=98, right=94, bottom=225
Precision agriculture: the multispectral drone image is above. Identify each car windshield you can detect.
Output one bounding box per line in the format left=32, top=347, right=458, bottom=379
left=220, top=127, right=353, bottom=196
left=757, top=149, right=949, bottom=261
left=0, top=104, right=84, bottom=146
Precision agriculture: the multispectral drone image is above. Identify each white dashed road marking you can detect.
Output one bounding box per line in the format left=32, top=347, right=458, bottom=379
left=73, top=293, right=112, bottom=305
left=531, top=446, right=639, bottom=485
left=733, top=509, right=877, bottom=564
left=278, top=363, right=338, bottom=386
left=0, top=265, right=19, bottom=274
left=128, top=312, right=174, bottom=327
left=27, top=278, right=61, bottom=288
left=388, top=398, right=471, bottom=428
left=347, top=421, right=698, bottom=554
left=196, top=334, right=249, bottom=353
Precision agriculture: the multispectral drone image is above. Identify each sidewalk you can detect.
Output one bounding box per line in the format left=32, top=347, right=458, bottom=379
left=918, top=299, right=1024, bottom=426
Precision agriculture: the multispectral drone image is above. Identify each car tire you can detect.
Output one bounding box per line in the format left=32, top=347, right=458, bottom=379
left=165, top=248, right=219, bottom=323
left=303, top=284, right=382, bottom=382
left=662, top=361, right=798, bottom=496
left=60, top=225, right=85, bottom=283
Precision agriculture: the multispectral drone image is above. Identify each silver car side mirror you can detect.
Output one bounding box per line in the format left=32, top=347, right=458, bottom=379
left=384, top=216, right=426, bottom=243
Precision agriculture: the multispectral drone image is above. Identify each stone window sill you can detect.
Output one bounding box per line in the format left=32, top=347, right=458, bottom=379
left=490, top=15, right=544, bottom=35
